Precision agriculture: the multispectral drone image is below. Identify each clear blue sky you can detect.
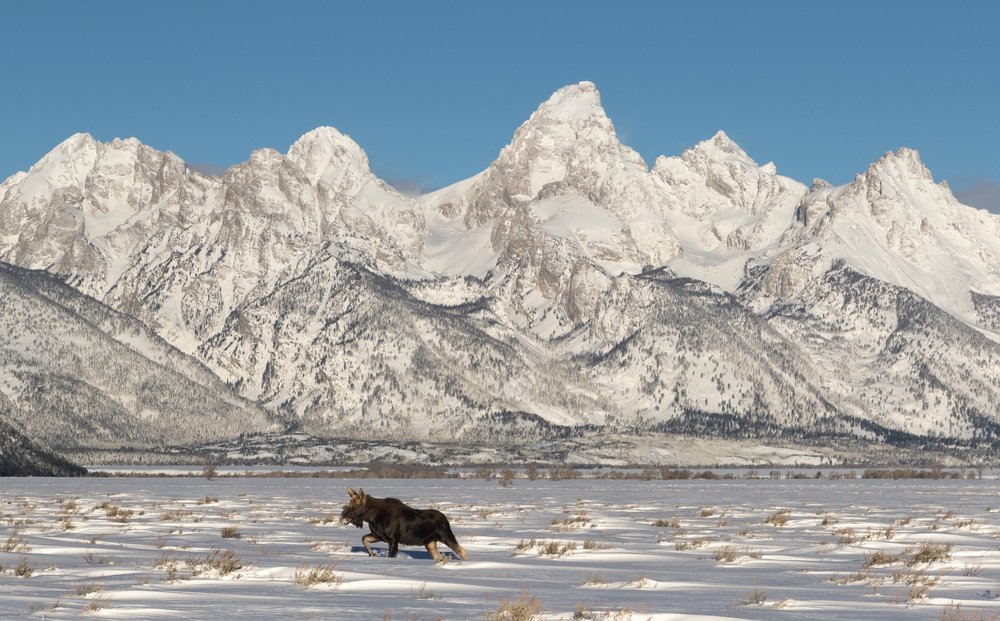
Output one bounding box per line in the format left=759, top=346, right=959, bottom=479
left=2, top=1, right=998, bottom=210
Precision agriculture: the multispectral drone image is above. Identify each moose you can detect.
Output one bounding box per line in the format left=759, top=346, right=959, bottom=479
left=339, top=487, right=468, bottom=561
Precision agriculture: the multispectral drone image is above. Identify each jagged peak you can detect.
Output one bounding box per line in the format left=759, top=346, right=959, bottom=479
left=287, top=126, right=371, bottom=186
left=654, top=131, right=773, bottom=185
left=35, top=133, right=185, bottom=174
left=864, top=146, right=934, bottom=184
left=247, top=147, right=286, bottom=164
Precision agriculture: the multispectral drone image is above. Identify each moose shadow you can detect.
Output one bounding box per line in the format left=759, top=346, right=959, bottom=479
left=349, top=545, right=461, bottom=560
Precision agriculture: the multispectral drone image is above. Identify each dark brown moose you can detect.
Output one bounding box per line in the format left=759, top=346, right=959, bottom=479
left=339, top=487, right=468, bottom=561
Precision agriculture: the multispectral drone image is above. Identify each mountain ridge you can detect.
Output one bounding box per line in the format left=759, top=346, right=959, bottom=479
left=2, top=81, right=999, bottom=458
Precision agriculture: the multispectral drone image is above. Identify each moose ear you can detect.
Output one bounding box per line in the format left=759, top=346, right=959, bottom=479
left=347, top=487, right=357, bottom=498
left=358, top=487, right=366, bottom=498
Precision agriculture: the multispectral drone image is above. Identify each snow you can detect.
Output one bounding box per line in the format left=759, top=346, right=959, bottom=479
left=3, top=476, right=1000, bottom=620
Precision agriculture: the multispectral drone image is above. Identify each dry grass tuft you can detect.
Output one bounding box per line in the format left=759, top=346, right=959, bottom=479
left=939, top=603, right=999, bottom=621
left=736, top=585, right=767, bottom=606
left=764, top=509, right=791, bottom=527
left=74, top=583, right=103, bottom=597
left=582, top=571, right=609, bottom=586
left=83, top=594, right=111, bottom=613
left=714, top=545, right=762, bottom=563
left=862, top=549, right=902, bottom=568
left=512, top=538, right=576, bottom=558
left=487, top=590, right=544, bottom=621
left=583, top=539, right=613, bottom=550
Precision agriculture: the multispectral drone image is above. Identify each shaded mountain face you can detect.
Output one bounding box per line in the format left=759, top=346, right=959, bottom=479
left=2, top=81, right=1000, bottom=451
left=0, top=263, right=273, bottom=450
left=0, top=409, right=86, bottom=476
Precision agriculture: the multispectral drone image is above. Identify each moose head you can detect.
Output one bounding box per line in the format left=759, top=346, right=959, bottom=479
left=340, top=487, right=367, bottom=528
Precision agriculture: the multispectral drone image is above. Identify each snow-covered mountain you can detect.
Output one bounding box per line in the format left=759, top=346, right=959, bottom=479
left=0, top=263, right=273, bottom=450
left=748, top=147, right=1000, bottom=322
left=2, top=81, right=1000, bottom=454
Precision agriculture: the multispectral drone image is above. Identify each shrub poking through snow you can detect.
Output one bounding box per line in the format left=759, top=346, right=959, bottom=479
left=292, top=563, right=342, bottom=588
left=202, top=548, right=242, bottom=576
left=14, top=556, right=34, bottom=578
left=2, top=530, right=29, bottom=552
left=906, top=542, right=952, bottom=566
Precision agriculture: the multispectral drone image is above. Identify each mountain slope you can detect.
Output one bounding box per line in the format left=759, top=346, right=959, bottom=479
left=0, top=262, right=273, bottom=450
left=196, top=252, right=610, bottom=439
left=0, top=408, right=86, bottom=476
left=741, top=263, right=1000, bottom=440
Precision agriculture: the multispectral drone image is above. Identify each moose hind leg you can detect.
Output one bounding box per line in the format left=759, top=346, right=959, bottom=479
left=425, top=540, right=443, bottom=562
left=362, top=533, right=380, bottom=557
left=388, top=539, right=399, bottom=558
left=442, top=530, right=469, bottom=560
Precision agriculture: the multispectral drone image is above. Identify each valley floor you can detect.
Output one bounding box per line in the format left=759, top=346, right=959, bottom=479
left=2, top=477, right=999, bottom=620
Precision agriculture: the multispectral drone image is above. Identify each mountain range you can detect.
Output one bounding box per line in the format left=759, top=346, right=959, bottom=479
left=2, top=81, right=999, bottom=464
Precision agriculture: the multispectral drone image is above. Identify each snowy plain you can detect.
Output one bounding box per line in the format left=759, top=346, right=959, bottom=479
left=2, top=475, right=1000, bottom=620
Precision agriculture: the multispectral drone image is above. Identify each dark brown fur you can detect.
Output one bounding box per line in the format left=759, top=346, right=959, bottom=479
left=340, top=487, right=468, bottom=561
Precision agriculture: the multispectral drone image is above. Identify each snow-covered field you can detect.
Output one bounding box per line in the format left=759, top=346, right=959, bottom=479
left=2, top=476, right=1000, bottom=620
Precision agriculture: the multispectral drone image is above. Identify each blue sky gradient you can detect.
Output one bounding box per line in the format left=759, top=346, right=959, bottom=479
left=2, top=1, right=998, bottom=209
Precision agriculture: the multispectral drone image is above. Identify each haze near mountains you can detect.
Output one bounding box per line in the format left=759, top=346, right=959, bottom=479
left=2, top=81, right=999, bottom=461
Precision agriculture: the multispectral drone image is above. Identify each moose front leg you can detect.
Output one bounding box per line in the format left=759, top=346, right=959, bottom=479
left=388, top=539, right=399, bottom=558
left=362, top=533, right=380, bottom=557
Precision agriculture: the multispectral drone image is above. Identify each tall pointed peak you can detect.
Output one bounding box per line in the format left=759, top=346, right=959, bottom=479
left=524, top=81, right=609, bottom=130
left=57, top=132, right=97, bottom=149
left=287, top=126, right=371, bottom=186
left=689, top=130, right=753, bottom=163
